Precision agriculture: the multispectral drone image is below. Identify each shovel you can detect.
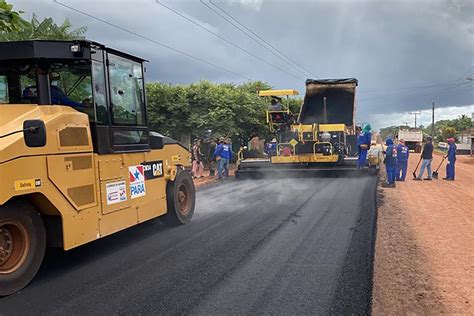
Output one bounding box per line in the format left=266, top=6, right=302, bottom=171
left=412, top=157, right=422, bottom=179
left=432, top=157, right=446, bottom=179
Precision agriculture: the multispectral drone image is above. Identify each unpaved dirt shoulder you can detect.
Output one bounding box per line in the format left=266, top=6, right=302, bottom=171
left=372, top=153, right=474, bottom=314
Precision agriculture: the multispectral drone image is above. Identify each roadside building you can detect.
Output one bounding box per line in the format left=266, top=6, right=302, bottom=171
left=457, top=127, right=474, bottom=156
left=438, top=127, right=474, bottom=156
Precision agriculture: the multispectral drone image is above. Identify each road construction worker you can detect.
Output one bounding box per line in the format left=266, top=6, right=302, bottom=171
left=368, top=140, right=381, bottom=167
left=382, top=137, right=397, bottom=187
left=269, top=98, right=282, bottom=111
left=357, top=123, right=372, bottom=169
left=212, top=137, right=232, bottom=179
left=414, top=136, right=433, bottom=181
left=443, top=138, right=457, bottom=181
left=396, top=139, right=409, bottom=181
left=191, top=139, right=204, bottom=179
left=23, top=72, right=88, bottom=109
left=265, top=138, right=277, bottom=156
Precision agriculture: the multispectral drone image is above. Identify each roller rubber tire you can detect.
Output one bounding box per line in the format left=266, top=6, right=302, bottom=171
left=0, top=200, right=46, bottom=296
left=162, top=170, right=195, bottom=226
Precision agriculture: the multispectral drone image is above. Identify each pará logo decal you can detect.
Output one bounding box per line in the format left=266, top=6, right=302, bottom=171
left=129, top=165, right=146, bottom=199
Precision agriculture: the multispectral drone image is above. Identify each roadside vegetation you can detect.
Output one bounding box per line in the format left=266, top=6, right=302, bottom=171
left=380, top=114, right=472, bottom=142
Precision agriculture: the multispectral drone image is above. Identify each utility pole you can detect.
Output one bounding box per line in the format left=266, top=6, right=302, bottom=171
left=432, top=101, right=435, bottom=139
left=409, top=111, right=422, bottom=129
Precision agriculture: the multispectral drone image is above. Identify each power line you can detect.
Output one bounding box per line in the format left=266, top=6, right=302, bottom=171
left=155, top=0, right=303, bottom=81
left=359, top=66, right=474, bottom=93
left=207, top=0, right=314, bottom=78
left=357, top=79, right=471, bottom=102
left=52, top=0, right=252, bottom=81
left=431, top=80, right=472, bottom=98
left=358, top=80, right=466, bottom=94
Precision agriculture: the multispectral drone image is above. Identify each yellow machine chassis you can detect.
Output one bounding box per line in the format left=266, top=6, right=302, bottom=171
left=272, top=141, right=339, bottom=164
left=0, top=105, right=191, bottom=251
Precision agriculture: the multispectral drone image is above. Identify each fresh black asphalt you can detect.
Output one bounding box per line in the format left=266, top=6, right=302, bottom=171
left=0, top=176, right=377, bottom=315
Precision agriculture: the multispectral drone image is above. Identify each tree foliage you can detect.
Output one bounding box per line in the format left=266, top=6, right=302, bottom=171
left=0, top=0, right=27, bottom=32
left=146, top=80, right=302, bottom=147
left=0, top=4, right=87, bottom=41
left=422, top=114, right=472, bottom=142
left=379, top=125, right=403, bottom=140
left=380, top=114, right=472, bottom=142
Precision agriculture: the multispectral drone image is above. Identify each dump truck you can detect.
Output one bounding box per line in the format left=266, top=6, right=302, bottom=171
left=236, top=78, right=377, bottom=177
left=0, top=40, right=195, bottom=295
left=397, top=128, right=423, bottom=153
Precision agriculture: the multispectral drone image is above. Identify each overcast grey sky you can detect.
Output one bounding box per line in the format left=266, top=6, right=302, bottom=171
left=10, top=0, right=474, bottom=129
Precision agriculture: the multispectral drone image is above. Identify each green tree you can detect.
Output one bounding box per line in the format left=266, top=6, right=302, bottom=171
left=423, top=114, right=472, bottom=142
left=146, top=80, right=279, bottom=148
left=0, top=0, right=27, bottom=32
left=440, top=126, right=456, bottom=141
left=0, top=12, right=87, bottom=41
left=379, top=125, right=402, bottom=140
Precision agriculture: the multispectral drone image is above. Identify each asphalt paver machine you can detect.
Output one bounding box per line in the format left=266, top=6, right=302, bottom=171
left=236, top=78, right=373, bottom=178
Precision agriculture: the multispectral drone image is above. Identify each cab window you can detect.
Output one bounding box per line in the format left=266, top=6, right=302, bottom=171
left=0, top=75, right=7, bottom=103
left=0, top=61, right=94, bottom=122
left=92, top=60, right=108, bottom=124
left=0, top=62, right=36, bottom=104
left=108, top=54, right=146, bottom=126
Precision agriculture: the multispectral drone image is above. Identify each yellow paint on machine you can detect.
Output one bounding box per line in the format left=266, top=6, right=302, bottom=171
left=318, top=124, right=346, bottom=132
left=271, top=154, right=339, bottom=164
left=258, top=89, right=299, bottom=97
left=0, top=105, right=192, bottom=251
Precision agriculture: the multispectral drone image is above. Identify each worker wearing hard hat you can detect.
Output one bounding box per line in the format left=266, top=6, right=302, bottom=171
left=395, top=139, right=409, bottom=181
left=269, top=98, right=282, bottom=111
left=443, top=138, right=457, bottom=181
left=382, top=137, right=397, bottom=188
left=357, top=123, right=372, bottom=169
left=265, top=138, right=277, bottom=156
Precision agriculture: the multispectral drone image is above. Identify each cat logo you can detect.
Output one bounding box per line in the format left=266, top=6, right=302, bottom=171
left=141, top=160, right=164, bottom=180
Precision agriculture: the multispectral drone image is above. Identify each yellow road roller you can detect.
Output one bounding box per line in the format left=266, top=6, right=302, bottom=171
left=0, top=40, right=195, bottom=295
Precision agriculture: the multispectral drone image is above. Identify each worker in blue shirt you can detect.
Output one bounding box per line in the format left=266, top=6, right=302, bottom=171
left=265, top=138, right=277, bottom=156
left=212, top=137, right=233, bottom=179
left=382, top=137, right=397, bottom=187
left=357, top=123, right=372, bottom=169
left=443, top=138, right=457, bottom=181
left=50, top=85, right=85, bottom=108
left=23, top=73, right=86, bottom=109
left=395, top=139, right=409, bottom=181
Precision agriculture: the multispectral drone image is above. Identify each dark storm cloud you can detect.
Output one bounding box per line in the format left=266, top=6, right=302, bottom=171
left=10, top=0, right=474, bottom=128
